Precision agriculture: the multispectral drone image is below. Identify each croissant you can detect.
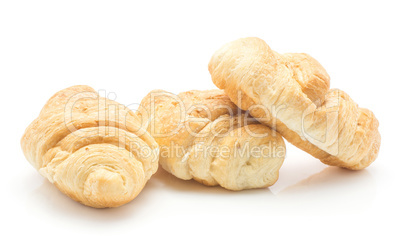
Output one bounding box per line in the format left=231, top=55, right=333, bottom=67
left=209, top=37, right=380, bottom=170
left=21, top=85, right=159, bottom=208
left=136, top=89, right=286, bottom=190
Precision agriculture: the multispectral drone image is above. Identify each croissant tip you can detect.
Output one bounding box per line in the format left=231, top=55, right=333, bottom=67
left=83, top=168, right=132, bottom=208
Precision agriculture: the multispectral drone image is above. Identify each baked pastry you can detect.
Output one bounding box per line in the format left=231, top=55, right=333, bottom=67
left=136, top=89, right=286, bottom=190
left=21, top=85, right=159, bottom=208
left=209, top=37, right=380, bottom=170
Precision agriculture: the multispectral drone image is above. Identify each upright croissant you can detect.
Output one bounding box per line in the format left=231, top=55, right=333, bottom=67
left=136, top=89, right=286, bottom=190
left=21, top=85, right=159, bottom=208
left=209, top=37, right=381, bottom=170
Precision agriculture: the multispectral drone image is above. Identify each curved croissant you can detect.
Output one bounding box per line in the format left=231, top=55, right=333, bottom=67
left=136, top=89, right=286, bottom=190
left=21, top=85, right=159, bottom=208
left=209, top=37, right=380, bottom=170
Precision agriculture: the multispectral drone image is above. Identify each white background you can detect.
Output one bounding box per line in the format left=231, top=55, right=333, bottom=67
left=0, top=1, right=400, bottom=246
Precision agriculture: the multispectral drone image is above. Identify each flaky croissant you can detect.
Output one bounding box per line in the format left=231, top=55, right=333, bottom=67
left=209, top=37, right=380, bottom=170
left=136, top=89, right=286, bottom=190
left=21, top=85, right=159, bottom=208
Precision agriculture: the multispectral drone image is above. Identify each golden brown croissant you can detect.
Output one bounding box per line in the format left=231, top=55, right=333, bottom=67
left=209, top=37, right=380, bottom=170
left=21, top=85, right=159, bottom=208
left=136, top=89, right=286, bottom=190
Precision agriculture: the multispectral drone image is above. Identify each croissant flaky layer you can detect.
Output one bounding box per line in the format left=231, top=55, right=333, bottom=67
left=136, top=89, right=286, bottom=190
left=21, top=85, right=159, bottom=208
left=209, top=37, right=381, bottom=170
